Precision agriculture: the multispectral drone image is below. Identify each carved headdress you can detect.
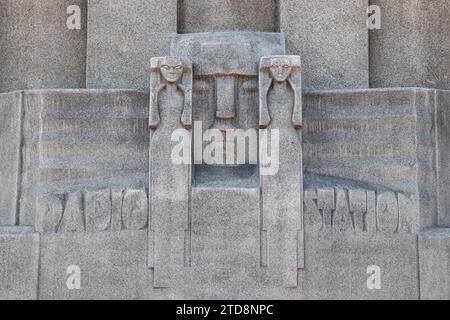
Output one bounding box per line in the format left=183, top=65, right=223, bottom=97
left=149, top=56, right=193, bottom=129
left=259, top=55, right=302, bottom=129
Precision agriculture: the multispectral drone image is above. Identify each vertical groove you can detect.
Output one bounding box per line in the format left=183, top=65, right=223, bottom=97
left=416, top=235, right=422, bottom=299
left=185, top=156, right=192, bottom=268
left=82, top=0, right=88, bottom=88
left=177, top=0, right=182, bottom=33
left=275, top=0, right=281, bottom=32
left=15, top=91, right=25, bottom=225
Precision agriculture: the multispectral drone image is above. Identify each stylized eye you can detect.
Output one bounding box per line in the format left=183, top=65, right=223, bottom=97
left=283, top=64, right=290, bottom=68
left=161, top=65, right=169, bottom=70
left=175, top=65, right=183, bottom=70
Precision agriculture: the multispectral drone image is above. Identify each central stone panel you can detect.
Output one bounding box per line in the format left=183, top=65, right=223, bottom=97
left=148, top=32, right=304, bottom=291
left=171, top=32, right=285, bottom=187
left=167, top=32, right=288, bottom=289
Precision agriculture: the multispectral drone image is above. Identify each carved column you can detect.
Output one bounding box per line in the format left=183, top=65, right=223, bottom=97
left=148, top=57, right=192, bottom=288
left=259, top=55, right=304, bottom=287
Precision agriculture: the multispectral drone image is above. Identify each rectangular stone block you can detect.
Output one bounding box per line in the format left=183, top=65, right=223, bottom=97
left=369, top=0, right=450, bottom=90
left=0, top=0, right=87, bottom=93
left=190, top=187, right=262, bottom=297
left=0, top=92, right=22, bottom=225
left=280, top=0, right=369, bottom=89
left=86, top=0, right=177, bottom=90
left=38, top=230, right=156, bottom=300
left=0, top=227, right=39, bottom=300
left=303, top=231, right=419, bottom=299
left=418, top=228, right=450, bottom=300
left=178, top=0, right=278, bottom=33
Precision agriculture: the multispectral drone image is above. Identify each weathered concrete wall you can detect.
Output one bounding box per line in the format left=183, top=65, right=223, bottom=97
left=0, top=227, right=39, bottom=300
left=6, top=88, right=440, bottom=299
left=86, top=0, right=177, bottom=90
left=177, top=0, right=278, bottom=33
left=303, top=88, right=437, bottom=230
left=0, top=0, right=87, bottom=93
left=19, top=90, right=149, bottom=226
left=39, top=230, right=152, bottom=300
left=369, top=0, right=450, bottom=90
left=303, top=200, right=419, bottom=299
left=419, top=228, right=450, bottom=300
left=0, top=2, right=448, bottom=92
left=280, top=0, right=369, bottom=90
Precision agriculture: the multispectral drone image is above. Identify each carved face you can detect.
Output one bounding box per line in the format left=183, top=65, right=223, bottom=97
left=160, top=58, right=184, bottom=83
left=269, top=58, right=292, bottom=82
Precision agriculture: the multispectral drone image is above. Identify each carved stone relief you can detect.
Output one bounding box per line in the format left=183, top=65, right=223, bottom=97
left=35, top=189, right=148, bottom=234
left=259, top=55, right=303, bottom=288
left=304, top=188, right=417, bottom=234
left=148, top=56, right=193, bottom=288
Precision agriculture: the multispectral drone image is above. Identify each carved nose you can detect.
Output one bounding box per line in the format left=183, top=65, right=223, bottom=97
left=215, top=76, right=236, bottom=120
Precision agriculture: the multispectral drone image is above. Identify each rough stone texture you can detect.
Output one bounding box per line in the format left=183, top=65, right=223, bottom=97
left=303, top=226, right=419, bottom=299
left=369, top=0, right=450, bottom=90
left=177, top=0, right=278, bottom=33
left=86, top=0, right=177, bottom=90
left=189, top=187, right=262, bottom=298
left=0, top=0, right=87, bottom=93
left=0, top=92, right=22, bottom=225
left=38, top=230, right=155, bottom=300
left=302, top=188, right=420, bottom=299
left=0, top=227, right=39, bottom=300
left=280, top=0, right=369, bottom=90
left=418, top=228, right=450, bottom=300
left=19, top=90, right=149, bottom=226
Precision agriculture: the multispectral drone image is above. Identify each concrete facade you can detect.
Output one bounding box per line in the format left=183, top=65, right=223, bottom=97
left=280, top=0, right=370, bottom=90
left=0, top=1, right=449, bottom=300
left=86, top=0, right=177, bottom=90
left=178, top=0, right=278, bottom=33
left=369, top=0, right=450, bottom=90
left=0, top=0, right=87, bottom=93
left=2, top=1, right=449, bottom=91
left=0, top=87, right=447, bottom=299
